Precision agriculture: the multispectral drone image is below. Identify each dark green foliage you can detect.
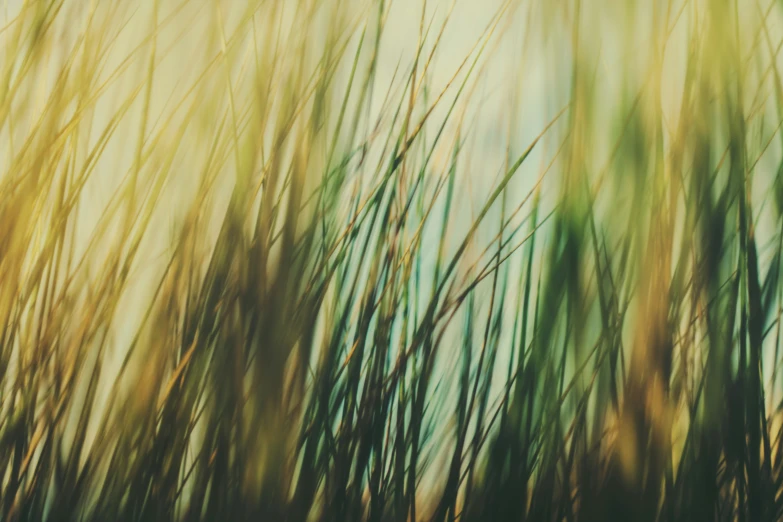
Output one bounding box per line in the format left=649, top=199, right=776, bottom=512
left=3, top=1, right=783, bottom=521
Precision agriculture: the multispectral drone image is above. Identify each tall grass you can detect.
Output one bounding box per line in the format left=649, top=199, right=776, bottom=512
left=3, top=0, right=783, bottom=520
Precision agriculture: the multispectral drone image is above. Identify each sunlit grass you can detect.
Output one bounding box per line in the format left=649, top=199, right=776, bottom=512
left=2, top=0, right=783, bottom=520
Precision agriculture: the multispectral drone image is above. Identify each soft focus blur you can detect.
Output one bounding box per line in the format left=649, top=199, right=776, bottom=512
left=2, top=0, right=783, bottom=520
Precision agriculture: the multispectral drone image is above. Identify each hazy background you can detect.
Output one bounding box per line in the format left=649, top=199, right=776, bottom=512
left=4, top=0, right=783, bottom=501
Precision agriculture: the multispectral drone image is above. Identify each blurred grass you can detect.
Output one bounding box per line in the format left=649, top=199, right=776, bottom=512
left=3, top=0, right=783, bottom=520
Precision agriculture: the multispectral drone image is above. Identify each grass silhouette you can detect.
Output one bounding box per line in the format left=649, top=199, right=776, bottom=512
left=2, top=0, right=783, bottom=520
